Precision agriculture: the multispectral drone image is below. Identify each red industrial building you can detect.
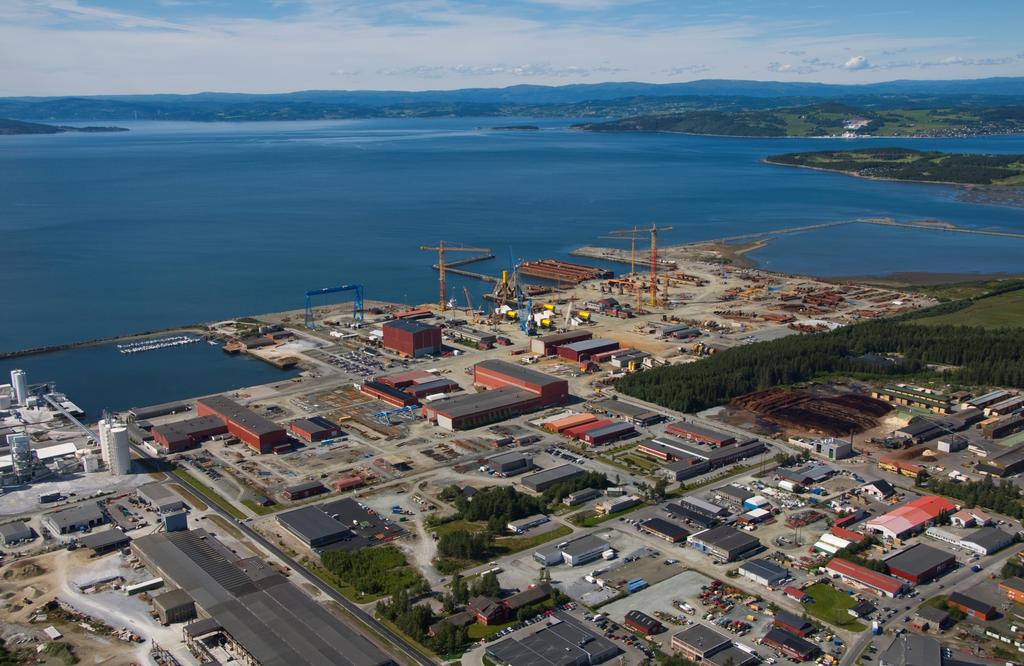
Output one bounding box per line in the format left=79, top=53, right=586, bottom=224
left=282, top=481, right=328, bottom=501
left=382, top=320, right=442, bottom=357
left=556, top=339, right=619, bottom=362
left=564, top=418, right=615, bottom=440
left=195, top=395, right=288, bottom=454
left=581, top=423, right=636, bottom=445
left=332, top=475, right=364, bottom=492
left=422, top=361, right=568, bottom=431
left=361, top=382, right=420, bottom=407
left=772, top=611, right=815, bottom=638
left=289, top=416, right=344, bottom=444
left=473, top=360, right=569, bottom=404
left=947, top=592, right=996, bottom=620
left=529, top=330, right=592, bottom=356
left=825, top=558, right=906, bottom=598
left=151, top=415, right=228, bottom=454
left=624, top=610, right=664, bottom=636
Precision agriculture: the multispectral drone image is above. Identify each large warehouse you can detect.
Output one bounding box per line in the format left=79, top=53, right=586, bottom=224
left=474, top=360, right=569, bottom=404
left=195, top=395, right=288, bottom=454
left=381, top=320, right=442, bottom=357
left=687, top=526, right=763, bottom=562
left=865, top=496, right=957, bottom=540
left=151, top=415, right=228, bottom=453
left=556, top=339, right=619, bottom=362
left=422, top=361, right=569, bottom=431
left=521, top=464, right=585, bottom=492
left=530, top=330, right=593, bottom=356
left=133, top=529, right=393, bottom=666
left=825, top=558, right=906, bottom=598
left=883, top=543, right=956, bottom=584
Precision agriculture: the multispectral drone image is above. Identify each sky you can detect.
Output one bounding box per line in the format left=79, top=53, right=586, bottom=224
left=2, top=0, right=1024, bottom=95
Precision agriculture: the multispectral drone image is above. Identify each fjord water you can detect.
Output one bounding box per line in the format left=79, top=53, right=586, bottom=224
left=3, top=117, right=1024, bottom=353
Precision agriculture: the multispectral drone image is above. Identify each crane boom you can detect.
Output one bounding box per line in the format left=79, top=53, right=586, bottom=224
left=420, top=241, right=491, bottom=312
left=607, top=224, right=673, bottom=306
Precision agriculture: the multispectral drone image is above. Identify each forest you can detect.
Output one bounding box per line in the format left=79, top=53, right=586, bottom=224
left=617, top=293, right=1024, bottom=413
left=320, top=545, right=422, bottom=596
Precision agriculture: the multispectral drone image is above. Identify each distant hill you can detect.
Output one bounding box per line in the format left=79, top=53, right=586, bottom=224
left=0, top=117, right=128, bottom=135
left=3, top=77, right=1024, bottom=122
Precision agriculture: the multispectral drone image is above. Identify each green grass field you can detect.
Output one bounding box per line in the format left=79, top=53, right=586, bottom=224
left=912, top=289, right=1024, bottom=328
left=803, top=584, right=867, bottom=632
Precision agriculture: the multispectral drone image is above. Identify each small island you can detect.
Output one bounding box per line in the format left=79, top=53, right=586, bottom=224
left=491, top=124, right=540, bottom=131
left=765, top=147, right=1024, bottom=186
left=0, top=118, right=129, bottom=135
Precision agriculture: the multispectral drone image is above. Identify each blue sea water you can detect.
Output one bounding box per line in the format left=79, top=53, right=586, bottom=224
left=3, top=118, right=1024, bottom=411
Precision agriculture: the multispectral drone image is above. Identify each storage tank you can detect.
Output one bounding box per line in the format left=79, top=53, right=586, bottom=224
left=10, top=369, right=28, bottom=405
left=99, top=417, right=131, bottom=476
left=82, top=454, right=101, bottom=473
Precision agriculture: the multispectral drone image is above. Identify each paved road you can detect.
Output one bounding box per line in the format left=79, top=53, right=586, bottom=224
left=133, top=445, right=435, bottom=666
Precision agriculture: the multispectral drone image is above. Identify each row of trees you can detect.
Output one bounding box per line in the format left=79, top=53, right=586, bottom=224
left=833, top=536, right=888, bottom=573
left=542, top=470, right=611, bottom=505
left=618, top=295, right=1024, bottom=412
left=926, top=476, right=1024, bottom=519
left=320, top=545, right=422, bottom=596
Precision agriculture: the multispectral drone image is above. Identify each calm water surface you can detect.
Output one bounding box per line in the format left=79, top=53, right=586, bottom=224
left=3, top=118, right=1024, bottom=409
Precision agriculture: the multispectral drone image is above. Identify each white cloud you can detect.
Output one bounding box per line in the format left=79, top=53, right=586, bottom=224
left=843, top=55, right=870, bottom=70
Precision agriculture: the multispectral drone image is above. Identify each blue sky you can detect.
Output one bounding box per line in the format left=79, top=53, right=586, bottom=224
left=2, top=0, right=1023, bottom=95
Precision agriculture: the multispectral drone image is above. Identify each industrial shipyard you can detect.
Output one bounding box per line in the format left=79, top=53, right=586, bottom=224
left=3, top=223, right=1024, bottom=666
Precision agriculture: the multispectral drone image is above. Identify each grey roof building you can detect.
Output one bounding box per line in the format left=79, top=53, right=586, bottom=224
left=132, top=529, right=394, bottom=666
left=79, top=529, right=132, bottom=554
left=959, top=526, right=1014, bottom=555
left=879, top=633, right=941, bottom=666
left=486, top=613, right=618, bottom=666
left=561, top=534, right=611, bottom=566
left=687, top=526, right=763, bottom=562
left=42, top=502, right=107, bottom=536
left=137, top=483, right=186, bottom=513
left=738, top=558, right=789, bottom=586
left=521, top=464, right=585, bottom=492
left=277, top=505, right=354, bottom=549
left=0, top=520, right=32, bottom=545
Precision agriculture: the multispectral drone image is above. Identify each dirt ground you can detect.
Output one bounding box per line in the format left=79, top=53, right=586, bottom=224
left=0, top=549, right=190, bottom=665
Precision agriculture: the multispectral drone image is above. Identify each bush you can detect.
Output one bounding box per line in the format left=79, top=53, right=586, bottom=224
left=321, top=545, right=422, bottom=596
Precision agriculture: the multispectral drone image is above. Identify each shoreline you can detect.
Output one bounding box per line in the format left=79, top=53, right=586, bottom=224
left=762, top=157, right=1024, bottom=195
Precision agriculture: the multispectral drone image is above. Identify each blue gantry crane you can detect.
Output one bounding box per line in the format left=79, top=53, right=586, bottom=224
left=304, top=284, right=364, bottom=329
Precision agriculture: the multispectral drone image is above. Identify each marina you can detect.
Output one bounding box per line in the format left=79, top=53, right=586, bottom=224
left=117, top=334, right=200, bottom=354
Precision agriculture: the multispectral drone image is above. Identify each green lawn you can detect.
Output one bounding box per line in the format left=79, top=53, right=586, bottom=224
left=571, top=502, right=647, bottom=527
left=912, top=289, right=1024, bottom=328
left=467, top=619, right=516, bottom=640
left=172, top=469, right=246, bottom=520
left=241, top=498, right=278, bottom=515
left=494, top=524, right=572, bottom=554
left=803, top=584, right=867, bottom=632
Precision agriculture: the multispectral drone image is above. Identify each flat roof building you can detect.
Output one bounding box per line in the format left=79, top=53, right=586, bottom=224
left=137, top=483, right=186, bottom=513
left=521, top=464, right=585, bottom=493
left=666, top=422, right=736, bottom=446
left=638, top=518, right=689, bottom=543
left=556, top=339, right=619, bottom=362
left=884, top=543, right=955, bottom=584
left=277, top=506, right=355, bottom=549
left=132, top=529, right=394, bottom=666
left=959, top=526, right=1014, bottom=555
left=879, top=632, right=941, bottom=666
left=687, top=526, right=762, bottom=562
left=561, top=534, right=611, bottom=567
left=488, top=451, right=533, bottom=476
left=486, top=613, right=618, bottom=666
left=738, top=558, right=790, bottom=587
left=42, top=502, right=107, bottom=536
left=195, top=395, right=287, bottom=454
left=382, top=320, right=442, bottom=358
left=0, top=520, right=32, bottom=545
left=423, top=386, right=547, bottom=431
left=825, top=558, right=906, bottom=598
left=289, top=416, right=344, bottom=443
left=670, top=624, right=732, bottom=664
left=530, top=330, right=593, bottom=357
left=79, top=529, right=132, bottom=554
left=151, top=415, right=229, bottom=454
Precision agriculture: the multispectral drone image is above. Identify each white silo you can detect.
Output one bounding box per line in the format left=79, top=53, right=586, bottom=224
left=10, top=369, right=28, bottom=406
left=98, top=417, right=131, bottom=476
